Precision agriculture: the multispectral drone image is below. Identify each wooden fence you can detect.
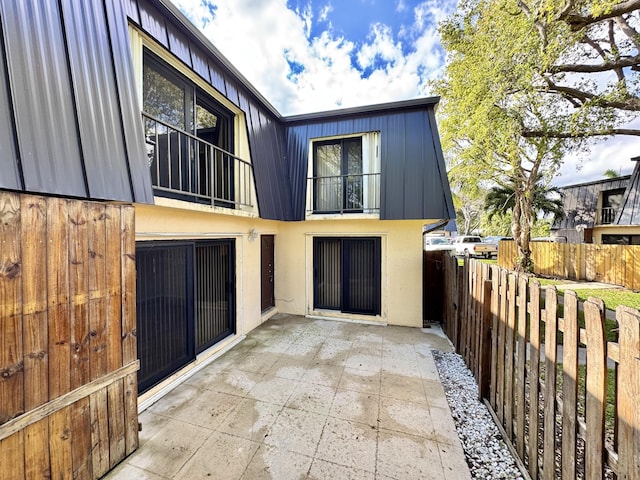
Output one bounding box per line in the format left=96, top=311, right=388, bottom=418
left=0, top=192, right=139, bottom=480
left=443, top=256, right=640, bottom=480
left=498, top=241, right=640, bottom=290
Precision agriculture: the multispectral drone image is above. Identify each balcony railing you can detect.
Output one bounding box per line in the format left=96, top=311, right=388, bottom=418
left=143, top=112, right=253, bottom=208
left=598, top=206, right=617, bottom=225
left=307, top=173, right=380, bottom=214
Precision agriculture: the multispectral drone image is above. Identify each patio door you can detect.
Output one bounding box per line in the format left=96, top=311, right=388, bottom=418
left=313, top=237, right=381, bottom=315
left=261, top=235, right=275, bottom=311
left=136, top=240, right=235, bottom=393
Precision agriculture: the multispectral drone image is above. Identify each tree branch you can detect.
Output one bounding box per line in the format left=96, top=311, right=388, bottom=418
left=561, top=0, right=640, bottom=30
left=523, top=127, right=640, bottom=138
left=543, top=78, right=640, bottom=111
left=549, top=55, right=640, bottom=73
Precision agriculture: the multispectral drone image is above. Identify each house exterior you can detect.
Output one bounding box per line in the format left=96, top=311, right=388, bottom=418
left=552, top=174, right=631, bottom=243
left=0, top=2, right=454, bottom=468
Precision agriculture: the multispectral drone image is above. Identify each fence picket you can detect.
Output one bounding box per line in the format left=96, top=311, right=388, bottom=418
left=561, top=290, right=579, bottom=479
left=528, top=281, right=542, bottom=480
left=584, top=298, right=607, bottom=480
left=497, top=269, right=508, bottom=424
left=543, top=287, right=559, bottom=478
left=504, top=273, right=517, bottom=440
left=515, top=276, right=528, bottom=459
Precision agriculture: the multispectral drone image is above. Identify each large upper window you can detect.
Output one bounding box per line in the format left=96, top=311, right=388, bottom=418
left=142, top=49, right=254, bottom=208
left=309, top=133, right=380, bottom=214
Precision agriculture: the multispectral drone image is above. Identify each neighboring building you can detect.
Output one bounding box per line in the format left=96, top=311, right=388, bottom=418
left=552, top=174, right=631, bottom=243
left=0, top=0, right=454, bottom=420
left=593, top=157, right=640, bottom=244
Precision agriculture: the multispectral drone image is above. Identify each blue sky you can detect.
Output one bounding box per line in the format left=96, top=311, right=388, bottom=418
left=170, top=0, right=638, bottom=185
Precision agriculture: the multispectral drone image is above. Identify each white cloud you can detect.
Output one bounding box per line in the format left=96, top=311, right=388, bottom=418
left=170, top=0, right=455, bottom=115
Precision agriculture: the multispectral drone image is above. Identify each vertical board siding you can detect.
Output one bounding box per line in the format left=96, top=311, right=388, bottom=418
left=0, top=0, right=153, bottom=203
left=443, top=257, right=640, bottom=479
left=0, top=193, right=139, bottom=480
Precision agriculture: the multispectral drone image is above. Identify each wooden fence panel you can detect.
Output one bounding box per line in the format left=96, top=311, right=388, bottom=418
left=441, top=258, right=640, bottom=479
left=0, top=193, right=139, bottom=480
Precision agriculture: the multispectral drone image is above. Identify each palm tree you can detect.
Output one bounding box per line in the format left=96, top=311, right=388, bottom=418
left=484, top=176, right=564, bottom=225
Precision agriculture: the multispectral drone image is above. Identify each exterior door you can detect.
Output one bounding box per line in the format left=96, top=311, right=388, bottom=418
left=261, top=235, right=275, bottom=311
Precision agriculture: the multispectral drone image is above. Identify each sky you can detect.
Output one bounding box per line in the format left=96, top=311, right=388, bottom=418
left=170, top=0, right=640, bottom=186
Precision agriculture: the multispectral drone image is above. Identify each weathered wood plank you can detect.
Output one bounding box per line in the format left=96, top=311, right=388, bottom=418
left=105, top=205, right=123, bottom=374
left=49, top=406, right=73, bottom=480
left=0, top=432, right=24, bottom=480
left=47, top=197, right=71, bottom=400
left=71, top=397, right=92, bottom=480
left=496, top=269, right=508, bottom=424
left=24, top=418, right=50, bottom=480
left=490, top=264, right=499, bottom=410
left=68, top=201, right=90, bottom=390
left=616, top=306, right=640, bottom=480
left=584, top=297, right=607, bottom=480
left=504, top=273, right=517, bottom=439
left=561, top=290, right=579, bottom=480
left=0, top=192, right=24, bottom=425
left=121, top=206, right=136, bottom=365
left=123, top=372, right=139, bottom=455
left=543, top=287, right=558, bottom=479
left=88, top=203, right=108, bottom=381
left=90, top=389, right=110, bottom=478
left=514, top=275, right=527, bottom=459
left=21, top=195, right=49, bottom=411
left=526, top=282, right=541, bottom=480
left=108, top=380, right=126, bottom=468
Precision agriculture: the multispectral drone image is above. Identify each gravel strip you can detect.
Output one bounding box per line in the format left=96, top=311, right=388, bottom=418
left=433, top=351, right=524, bottom=479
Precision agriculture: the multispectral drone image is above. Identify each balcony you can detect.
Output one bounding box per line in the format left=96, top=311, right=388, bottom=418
left=597, top=206, right=617, bottom=225
left=143, top=112, right=253, bottom=209
left=307, top=173, right=380, bottom=214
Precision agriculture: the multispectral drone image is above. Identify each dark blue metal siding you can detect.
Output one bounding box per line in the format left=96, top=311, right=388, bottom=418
left=616, top=163, right=640, bottom=225
left=0, top=0, right=153, bottom=203
left=285, top=107, right=454, bottom=221
left=0, top=30, right=20, bottom=191
left=1, top=1, right=86, bottom=197
left=104, top=0, right=154, bottom=203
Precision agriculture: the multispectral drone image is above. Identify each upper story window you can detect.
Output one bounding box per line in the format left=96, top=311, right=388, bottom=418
left=308, top=133, right=380, bottom=215
left=142, top=49, right=253, bottom=209
left=599, top=187, right=625, bottom=224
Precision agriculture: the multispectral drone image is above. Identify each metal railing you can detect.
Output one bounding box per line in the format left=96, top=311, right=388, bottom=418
left=143, top=112, right=253, bottom=208
left=598, top=206, right=617, bottom=224
left=307, top=173, right=380, bottom=214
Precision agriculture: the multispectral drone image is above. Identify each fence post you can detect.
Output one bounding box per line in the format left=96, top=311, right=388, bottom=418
left=478, top=280, right=492, bottom=401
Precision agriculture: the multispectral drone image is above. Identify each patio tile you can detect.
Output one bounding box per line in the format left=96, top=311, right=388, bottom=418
left=438, top=441, right=472, bottom=479
left=263, top=407, right=327, bottom=456
left=308, top=458, right=375, bottom=480
left=217, top=397, right=282, bottom=442
left=234, top=352, right=281, bottom=375
left=247, top=376, right=299, bottom=405
left=378, top=397, right=435, bottom=438
left=376, top=429, right=444, bottom=480
left=292, top=333, right=327, bottom=347
left=187, top=369, right=262, bottom=397
left=429, top=405, right=461, bottom=446
left=314, top=344, right=351, bottom=366
left=265, top=356, right=309, bottom=381
left=137, top=411, right=171, bottom=448
left=380, top=372, right=428, bottom=404
left=328, top=388, right=379, bottom=427
left=315, top=417, right=378, bottom=473
left=300, top=363, right=344, bottom=388
left=286, top=382, right=337, bottom=415
left=152, top=388, right=242, bottom=430
left=337, top=368, right=381, bottom=396
left=344, top=353, right=382, bottom=372
left=240, top=444, right=313, bottom=480
left=126, top=419, right=211, bottom=478
left=105, top=463, right=168, bottom=480
left=285, top=342, right=321, bottom=359
left=423, top=378, right=449, bottom=409
left=174, top=431, right=260, bottom=480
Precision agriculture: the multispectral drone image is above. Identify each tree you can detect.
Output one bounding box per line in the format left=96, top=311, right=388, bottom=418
left=435, top=0, right=640, bottom=271
left=484, top=175, right=565, bottom=224
left=603, top=168, right=621, bottom=178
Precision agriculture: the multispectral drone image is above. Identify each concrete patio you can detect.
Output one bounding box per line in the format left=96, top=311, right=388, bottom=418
left=105, top=314, right=471, bottom=479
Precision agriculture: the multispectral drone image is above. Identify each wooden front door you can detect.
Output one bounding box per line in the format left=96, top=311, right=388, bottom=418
left=261, top=235, right=275, bottom=311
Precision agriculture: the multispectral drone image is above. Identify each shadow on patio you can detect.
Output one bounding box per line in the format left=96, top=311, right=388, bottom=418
left=105, top=314, right=471, bottom=479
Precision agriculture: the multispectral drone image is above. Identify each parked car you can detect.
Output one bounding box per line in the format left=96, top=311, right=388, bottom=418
left=424, top=236, right=456, bottom=253
left=452, top=235, right=494, bottom=258
left=483, top=236, right=513, bottom=258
